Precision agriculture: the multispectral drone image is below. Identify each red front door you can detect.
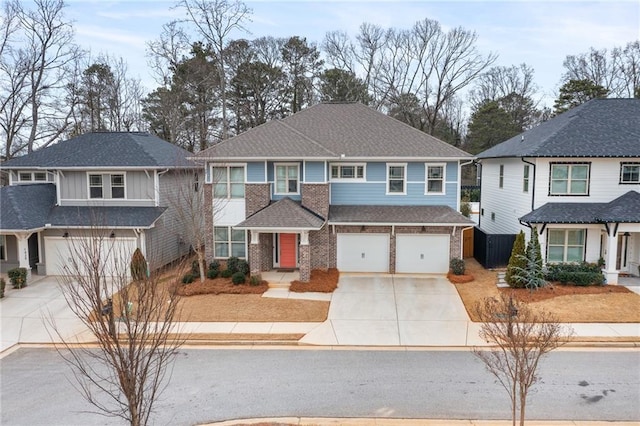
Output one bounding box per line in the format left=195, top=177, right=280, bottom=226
left=279, top=233, right=297, bottom=268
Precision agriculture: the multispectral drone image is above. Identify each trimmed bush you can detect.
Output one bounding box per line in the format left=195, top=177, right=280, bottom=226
left=226, top=257, right=240, bottom=274
left=220, top=269, right=233, bottom=278
left=237, top=259, right=250, bottom=276
left=7, top=267, right=27, bottom=289
left=231, top=271, right=246, bottom=285
left=450, top=258, right=465, bottom=275
left=544, top=262, right=604, bottom=286
left=206, top=269, right=219, bottom=279
left=208, top=260, right=220, bottom=272
left=181, top=273, right=195, bottom=284
left=130, top=248, right=147, bottom=281
left=460, top=201, right=471, bottom=218
left=249, top=275, right=261, bottom=286
left=0, top=278, right=5, bottom=298
left=191, top=260, right=200, bottom=275
left=506, top=231, right=526, bottom=288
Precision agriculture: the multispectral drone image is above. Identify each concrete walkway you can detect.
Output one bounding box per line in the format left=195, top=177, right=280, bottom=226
left=208, top=418, right=640, bottom=426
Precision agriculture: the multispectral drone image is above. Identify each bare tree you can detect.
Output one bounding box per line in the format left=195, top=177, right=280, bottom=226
left=175, top=0, right=252, bottom=140
left=473, top=293, right=573, bottom=426
left=48, top=225, right=184, bottom=426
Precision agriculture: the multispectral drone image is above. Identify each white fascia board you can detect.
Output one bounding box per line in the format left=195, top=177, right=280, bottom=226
left=328, top=221, right=473, bottom=226
left=233, top=226, right=323, bottom=232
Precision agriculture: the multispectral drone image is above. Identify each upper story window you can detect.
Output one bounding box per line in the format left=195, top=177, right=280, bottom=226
left=523, top=165, right=530, bottom=193
left=275, top=164, right=299, bottom=194
left=499, top=165, right=504, bottom=188
left=18, top=171, right=48, bottom=182
left=213, top=166, right=245, bottom=199
left=620, top=162, right=640, bottom=184
left=550, top=163, right=589, bottom=195
left=330, top=164, right=365, bottom=180
left=425, top=164, right=445, bottom=194
left=89, top=173, right=125, bottom=199
left=387, top=164, right=406, bottom=194
left=547, top=229, right=585, bottom=263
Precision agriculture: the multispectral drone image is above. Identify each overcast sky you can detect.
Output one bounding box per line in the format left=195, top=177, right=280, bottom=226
left=65, top=0, right=640, bottom=107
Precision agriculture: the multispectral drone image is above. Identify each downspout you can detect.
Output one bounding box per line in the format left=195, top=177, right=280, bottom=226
left=475, top=160, right=482, bottom=229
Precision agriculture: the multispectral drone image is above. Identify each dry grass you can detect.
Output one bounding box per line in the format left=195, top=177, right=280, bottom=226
left=290, top=268, right=339, bottom=292
left=175, top=276, right=268, bottom=296
left=456, top=259, right=640, bottom=323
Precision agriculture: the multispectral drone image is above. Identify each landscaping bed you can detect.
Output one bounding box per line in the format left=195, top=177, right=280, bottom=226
left=175, top=276, right=268, bottom=296
left=290, top=268, right=339, bottom=292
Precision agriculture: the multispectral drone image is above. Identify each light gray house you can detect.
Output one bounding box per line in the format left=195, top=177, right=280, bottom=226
left=476, top=98, right=640, bottom=284
left=195, top=102, right=474, bottom=282
left=0, top=132, right=196, bottom=276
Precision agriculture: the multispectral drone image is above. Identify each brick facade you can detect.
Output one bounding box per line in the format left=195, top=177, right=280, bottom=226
left=301, top=183, right=329, bottom=218
left=299, top=244, right=310, bottom=282
left=245, top=183, right=271, bottom=217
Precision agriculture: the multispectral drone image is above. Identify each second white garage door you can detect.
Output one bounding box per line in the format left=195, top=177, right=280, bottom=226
left=396, top=234, right=450, bottom=274
left=337, top=234, right=389, bottom=273
left=44, top=236, right=137, bottom=276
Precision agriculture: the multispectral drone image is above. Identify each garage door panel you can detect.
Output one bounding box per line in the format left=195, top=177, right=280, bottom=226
left=45, top=237, right=137, bottom=276
left=337, top=234, right=389, bottom=273
left=396, top=234, right=449, bottom=274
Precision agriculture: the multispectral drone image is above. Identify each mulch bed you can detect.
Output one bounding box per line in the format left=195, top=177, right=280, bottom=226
left=447, top=272, right=475, bottom=283
left=289, top=268, right=339, bottom=293
left=504, top=282, right=632, bottom=303
left=174, top=277, right=268, bottom=296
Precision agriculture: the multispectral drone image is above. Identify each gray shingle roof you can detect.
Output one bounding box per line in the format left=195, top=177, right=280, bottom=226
left=477, top=99, right=640, bottom=159
left=329, top=205, right=474, bottom=225
left=197, top=102, right=471, bottom=160
left=1, top=132, right=195, bottom=169
left=235, top=197, right=325, bottom=229
left=47, top=206, right=167, bottom=228
left=0, top=184, right=56, bottom=231
left=520, top=191, right=640, bottom=224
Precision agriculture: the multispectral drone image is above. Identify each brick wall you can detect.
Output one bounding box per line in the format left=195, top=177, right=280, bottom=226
left=301, top=183, right=329, bottom=218
left=309, top=225, right=330, bottom=270
left=245, top=183, right=271, bottom=217
left=259, top=232, right=273, bottom=271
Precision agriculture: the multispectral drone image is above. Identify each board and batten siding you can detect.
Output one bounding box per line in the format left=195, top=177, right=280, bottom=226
left=59, top=170, right=155, bottom=206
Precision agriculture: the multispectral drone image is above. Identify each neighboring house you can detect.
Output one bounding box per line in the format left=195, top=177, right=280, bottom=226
left=195, top=102, right=474, bottom=282
left=0, top=132, right=196, bottom=276
left=476, top=98, right=640, bottom=284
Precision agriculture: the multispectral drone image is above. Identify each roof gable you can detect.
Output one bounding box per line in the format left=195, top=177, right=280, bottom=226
left=477, top=99, right=640, bottom=159
left=0, top=184, right=56, bottom=230
left=1, top=132, right=195, bottom=169
left=235, top=197, right=325, bottom=229
left=197, top=102, right=471, bottom=160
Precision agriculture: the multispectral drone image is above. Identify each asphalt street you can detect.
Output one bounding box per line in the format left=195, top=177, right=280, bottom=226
left=1, top=348, right=639, bottom=426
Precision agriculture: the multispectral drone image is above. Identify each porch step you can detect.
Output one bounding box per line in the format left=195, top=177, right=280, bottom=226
left=268, top=281, right=291, bottom=289
left=496, top=272, right=510, bottom=288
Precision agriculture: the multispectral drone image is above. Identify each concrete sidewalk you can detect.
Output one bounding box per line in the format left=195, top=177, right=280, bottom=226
left=207, top=417, right=640, bottom=425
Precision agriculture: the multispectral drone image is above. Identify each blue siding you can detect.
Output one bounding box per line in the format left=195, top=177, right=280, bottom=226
left=446, top=162, right=458, bottom=181
left=268, top=161, right=303, bottom=201
left=247, top=162, right=266, bottom=182
left=304, top=161, right=325, bottom=182
left=366, top=162, right=386, bottom=181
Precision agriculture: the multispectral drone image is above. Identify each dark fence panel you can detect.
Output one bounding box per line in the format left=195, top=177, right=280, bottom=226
left=473, top=227, right=516, bottom=269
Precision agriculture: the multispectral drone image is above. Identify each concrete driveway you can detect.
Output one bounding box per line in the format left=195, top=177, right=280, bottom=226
left=0, top=276, right=92, bottom=352
left=300, top=274, right=483, bottom=346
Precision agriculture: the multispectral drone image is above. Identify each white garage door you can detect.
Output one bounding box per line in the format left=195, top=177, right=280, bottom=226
left=396, top=234, right=450, bottom=274
left=337, top=234, right=390, bottom=273
left=44, top=237, right=137, bottom=276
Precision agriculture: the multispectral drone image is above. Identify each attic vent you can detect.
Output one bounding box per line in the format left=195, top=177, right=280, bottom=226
left=521, top=135, right=525, bottom=143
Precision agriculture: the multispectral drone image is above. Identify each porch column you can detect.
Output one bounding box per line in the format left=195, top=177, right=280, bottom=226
left=14, top=232, right=32, bottom=278
left=299, top=231, right=310, bottom=282
left=249, top=231, right=261, bottom=277
left=604, top=229, right=619, bottom=285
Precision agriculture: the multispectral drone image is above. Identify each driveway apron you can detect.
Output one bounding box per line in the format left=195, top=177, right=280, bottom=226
left=300, top=274, right=475, bottom=346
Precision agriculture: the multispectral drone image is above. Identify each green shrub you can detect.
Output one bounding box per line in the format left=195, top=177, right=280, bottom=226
left=191, top=260, right=200, bottom=275
left=544, top=262, right=604, bottom=286
left=206, top=269, right=219, bottom=279
left=450, top=258, right=465, bottom=275
left=0, top=278, right=5, bottom=298
left=181, top=273, right=195, bottom=284
left=460, top=201, right=471, bottom=218
left=208, top=260, right=220, bottom=272
left=7, top=267, right=27, bottom=289
left=237, top=259, right=250, bottom=276
left=226, top=257, right=240, bottom=274
left=130, top=248, right=147, bottom=281
left=249, top=275, right=261, bottom=286
left=231, top=271, right=246, bottom=285
left=506, top=231, right=526, bottom=288
left=220, top=269, right=233, bottom=278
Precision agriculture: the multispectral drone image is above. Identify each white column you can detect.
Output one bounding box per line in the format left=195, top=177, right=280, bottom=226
left=250, top=230, right=260, bottom=244
left=603, top=228, right=619, bottom=284
left=300, top=230, right=309, bottom=246
left=15, top=232, right=32, bottom=277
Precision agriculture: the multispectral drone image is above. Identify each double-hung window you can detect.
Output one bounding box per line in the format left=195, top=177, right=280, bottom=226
left=89, top=174, right=103, bottom=198
left=330, top=164, right=365, bottom=180
left=387, top=164, right=406, bottom=194
left=214, top=226, right=246, bottom=258
left=89, top=173, right=125, bottom=199
left=550, top=163, right=589, bottom=195
left=213, top=166, right=245, bottom=198
left=426, top=164, right=445, bottom=194
left=620, top=162, right=640, bottom=184
left=275, top=164, right=299, bottom=194
left=111, top=174, right=125, bottom=198
left=523, top=165, right=530, bottom=193
left=547, top=229, right=585, bottom=262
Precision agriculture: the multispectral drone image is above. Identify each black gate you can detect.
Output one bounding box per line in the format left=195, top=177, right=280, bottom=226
left=473, top=227, right=516, bottom=269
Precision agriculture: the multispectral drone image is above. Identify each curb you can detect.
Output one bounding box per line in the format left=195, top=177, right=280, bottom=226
left=202, top=417, right=640, bottom=425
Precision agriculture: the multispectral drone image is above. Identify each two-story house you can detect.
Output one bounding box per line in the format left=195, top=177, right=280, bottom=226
left=476, top=98, right=640, bottom=284
left=195, top=102, right=474, bottom=282
left=0, top=132, right=196, bottom=276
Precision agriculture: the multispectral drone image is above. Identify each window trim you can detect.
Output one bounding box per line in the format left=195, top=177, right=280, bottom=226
left=499, top=164, right=504, bottom=189
left=620, top=162, right=640, bottom=184
left=425, top=163, right=446, bottom=195
left=386, top=163, right=407, bottom=195
left=88, top=174, right=104, bottom=199
left=523, top=164, right=530, bottom=193
left=329, top=163, right=366, bottom=181
left=211, top=165, right=246, bottom=199
left=17, top=171, right=50, bottom=183
left=87, top=172, right=127, bottom=200
left=274, top=163, right=300, bottom=195
left=549, top=162, right=590, bottom=196
left=546, top=228, right=586, bottom=263
left=213, top=226, right=246, bottom=259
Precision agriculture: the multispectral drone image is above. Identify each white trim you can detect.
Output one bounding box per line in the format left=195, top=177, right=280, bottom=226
left=425, top=162, right=446, bottom=195
left=329, top=163, right=366, bottom=182
left=154, top=170, right=160, bottom=206
left=234, top=226, right=322, bottom=232
left=386, top=163, right=407, bottom=195
left=210, top=164, right=246, bottom=199
left=193, top=156, right=474, bottom=162
left=274, top=162, right=300, bottom=195
left=328, top=222, right=470, bottom=227
left=212, top=226, right=247, bottom=259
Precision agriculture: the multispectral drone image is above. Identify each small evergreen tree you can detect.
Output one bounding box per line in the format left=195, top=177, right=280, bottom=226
left=506, top=231, right=526, bottom=287
left=512, top=227, right=546, bottom=292
left=130, top=248, right=148, bottom=281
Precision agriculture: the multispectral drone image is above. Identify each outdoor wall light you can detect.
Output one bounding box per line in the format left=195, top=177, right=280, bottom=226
left=62, top=232, right=69, bottom=238
left=110, top=232, right=116, bottom=238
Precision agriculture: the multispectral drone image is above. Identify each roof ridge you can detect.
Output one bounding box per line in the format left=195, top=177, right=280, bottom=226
left=277, top=120, right=338, bottom=157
